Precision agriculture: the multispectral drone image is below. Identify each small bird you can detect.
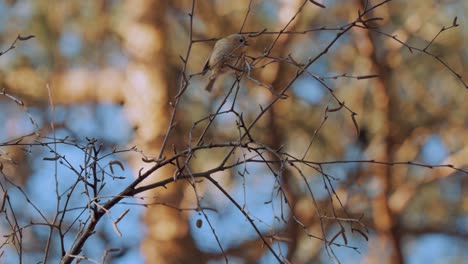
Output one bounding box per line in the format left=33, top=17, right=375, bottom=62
left=202, top=34, right=248, bottom=92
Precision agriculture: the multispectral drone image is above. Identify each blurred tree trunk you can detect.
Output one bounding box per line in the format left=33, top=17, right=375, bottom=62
left=262, top=2, right=302, bottom=261
left=118, top=1, right=202, bottom=263
left=354, top=1, right=403, bottom=263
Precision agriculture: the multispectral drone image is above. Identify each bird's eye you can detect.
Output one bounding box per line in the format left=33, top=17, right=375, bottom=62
left=239, top=38, right=244, bottom=43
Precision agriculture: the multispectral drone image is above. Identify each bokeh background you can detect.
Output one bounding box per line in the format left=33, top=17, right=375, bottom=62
left=0, top=0, right=467, bottom=263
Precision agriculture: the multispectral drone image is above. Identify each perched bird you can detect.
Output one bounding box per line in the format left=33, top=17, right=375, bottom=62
left=202, top=34, right=248, bottom=92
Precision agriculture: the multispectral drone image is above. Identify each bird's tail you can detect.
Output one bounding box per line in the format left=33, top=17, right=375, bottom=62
left=205, top=77, right=216, bottom=92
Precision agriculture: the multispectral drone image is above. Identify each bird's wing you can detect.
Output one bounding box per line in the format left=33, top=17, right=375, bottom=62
left=202, top=52, right=212, bottom=73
